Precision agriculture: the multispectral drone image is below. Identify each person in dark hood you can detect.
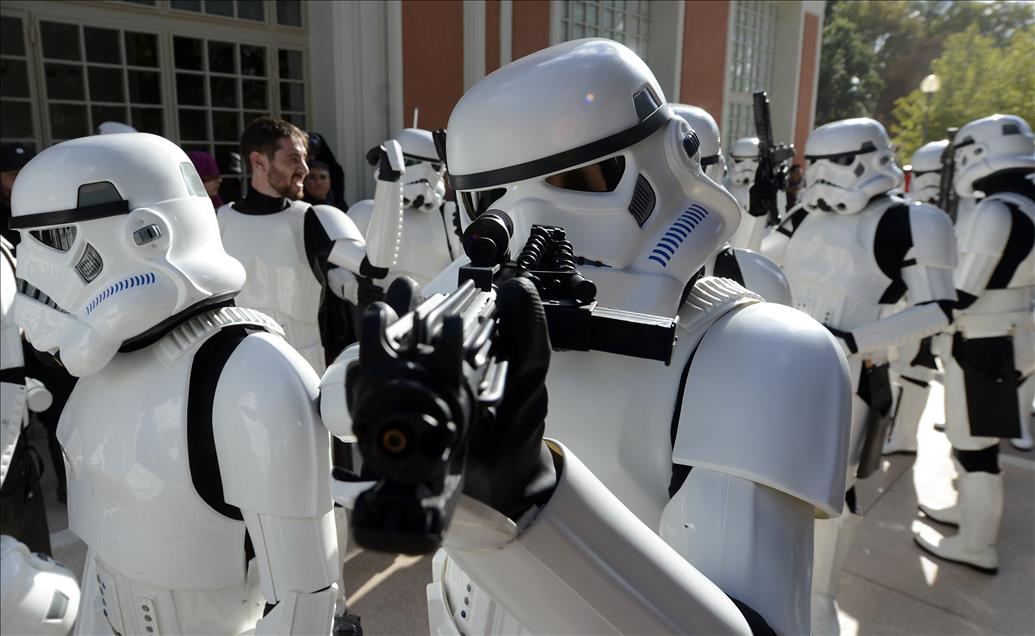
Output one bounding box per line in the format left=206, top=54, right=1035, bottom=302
left=303, top=160, right=334, bottom=205
left=187, top=149, right=225, bottom=209
left=307, top=131, right=348, bottom=209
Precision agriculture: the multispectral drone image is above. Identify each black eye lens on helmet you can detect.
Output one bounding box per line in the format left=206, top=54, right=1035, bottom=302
left=30, top=226, right=77, bottom=251
left=544, top=156, right=626, bottom=193
left=461, top=188, right=507, bottom=222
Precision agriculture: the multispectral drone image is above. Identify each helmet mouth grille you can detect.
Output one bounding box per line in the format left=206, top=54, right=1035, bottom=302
left=628, top=174, right=656, bottom=226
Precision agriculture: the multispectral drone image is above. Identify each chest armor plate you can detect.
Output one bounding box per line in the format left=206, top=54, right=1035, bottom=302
left=219, top=205, right=322, bottom=351
left=58, top=336, right=247, bottom=589
left=783, top=205, right=890, bottom=329
left=391, top=208, right=458, bottom=288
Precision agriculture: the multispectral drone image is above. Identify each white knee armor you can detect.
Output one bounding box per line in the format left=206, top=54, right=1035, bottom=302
left=11, top=134, right=339, bottom=635
left=348, top=129, right=461, bottom=288
left=410, top=38, right=851, bottom=635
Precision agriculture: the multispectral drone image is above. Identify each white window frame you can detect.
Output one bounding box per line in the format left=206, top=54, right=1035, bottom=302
left=36, top=18, right=166, bottom=143
left=724, top=0, right=778, bottom=150
left=1, top=0, right=309, bottom=153
left=0, top=9, right=43, bottom=151
left=559, top=1, right=651, bottom=59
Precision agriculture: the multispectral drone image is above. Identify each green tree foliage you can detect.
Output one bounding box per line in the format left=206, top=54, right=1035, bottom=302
left=890, top=24, right=1035, bottom=162
left=816, top=1, right=1035, bottom=127
left=815, top=11, right=884, bottom=125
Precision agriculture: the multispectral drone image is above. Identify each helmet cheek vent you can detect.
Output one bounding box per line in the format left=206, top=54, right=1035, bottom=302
left=854, top=163, right=865, bottom=177
left=628, top=174, right=656, bottom=227
left=75, top=243, right=104, bottom=282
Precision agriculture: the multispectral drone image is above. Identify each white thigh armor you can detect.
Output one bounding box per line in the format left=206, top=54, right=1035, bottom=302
left=61, top=306, right=336, bottom=635
left=218, top=201, right=325, bottom=371
left=348, top=199, right=461, bottom=288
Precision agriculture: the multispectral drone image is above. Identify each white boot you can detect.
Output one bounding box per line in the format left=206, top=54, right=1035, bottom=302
left=811, top=511, right=862, bottom=636
left=1010, top=417, right=1033, bottom=451
left=883, top=380, right=928, bottom=455
left=914, top=471, right=1002, bottom=574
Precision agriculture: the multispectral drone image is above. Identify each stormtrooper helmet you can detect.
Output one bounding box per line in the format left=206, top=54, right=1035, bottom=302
left=728, top=137, right=759, bottom=187
left=670, top=104, right=727, bottom=184
left=801, top=118, right=902, bottom=215
left=908, top=139, right=947, bottom=204
left=10, top=133, right=246, bottom=377
left=447, top=39, right=740, bottom=315
left=396, top=128, right=446, bottom=211
left=952, top=114, right=1035, bottom=198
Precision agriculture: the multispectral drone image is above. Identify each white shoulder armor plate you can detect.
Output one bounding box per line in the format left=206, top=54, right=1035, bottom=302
left=346, top=200, right=374, bottom=236
left=213, top=332, right=331, bottom=518
left=312, top=203, right=363, bottom=243
left=732, top=249, right=792, bottom=305
left=908, top=202, right=957, bottom=269
left=673, top=302, right=851, bottom=517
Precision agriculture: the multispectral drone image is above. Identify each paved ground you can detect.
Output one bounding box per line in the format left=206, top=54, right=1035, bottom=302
left=33, top=380, right=1034, bottom=635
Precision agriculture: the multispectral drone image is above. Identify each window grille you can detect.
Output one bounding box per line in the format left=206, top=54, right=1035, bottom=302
left=725, top=0, right=777, bottom=150
left=561, top=1, right=650, bottom=59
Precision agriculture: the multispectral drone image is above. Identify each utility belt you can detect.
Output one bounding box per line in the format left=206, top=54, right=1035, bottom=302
left=952, top=332, right=1021, bottom=439
left=954, top=310, right=1034, bottom=339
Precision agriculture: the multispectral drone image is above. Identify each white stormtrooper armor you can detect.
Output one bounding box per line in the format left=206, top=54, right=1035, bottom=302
left=908, top=139, right=948, bottom=205
left=10, top=133, right=339, bottom=635
left=725, top=137, right=785, bottom=251
left=1, top=238, right=26, bottom=483
left=882, top=140, right=953, bottom=455
left=408, top=38, right=851, bottom=635
left=672, top=104, right=791, bottom=304
left=915, top=114, right=1035, bottom=571
left=2, top=239, right=79, bottom=636
left=762, top=117, right=958, bottom=634
left=348, top=129, right=462, bottom=288
left=670, top=104, right=727, bottom=185
left=217, top=141, right=402, bottom=375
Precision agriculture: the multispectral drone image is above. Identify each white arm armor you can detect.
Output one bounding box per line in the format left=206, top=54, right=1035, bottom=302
left=851, top=204, right=957, bottom=355
left=730, top=212, right=767, bottom=252
left=319, top=343, right=359, bottom=441
left=443, top=442, right=751, bottom=635
left=673, top=302, right=851, bottom=517
left=212, top=333, right=338, bottom=633
left=732, top=249, right=791, bottom=305
left=955, top=197, right=1012, bottom=298
left=316, top=203, right=367, bottom=274
left=345, top=199, right=374, bottom=236
left=364, top=140, right=405, bottom=272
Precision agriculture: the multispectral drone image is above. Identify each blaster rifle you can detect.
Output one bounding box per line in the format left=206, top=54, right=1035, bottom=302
left=753, top=91, right=796, bottom=226
left=348, top=211, right=678, bottom=555
left=938, top=127, right=959, bottom=222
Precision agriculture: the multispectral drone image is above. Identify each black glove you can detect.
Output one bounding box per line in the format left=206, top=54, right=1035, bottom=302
left=748, top=157, right=778, bottom=220
left=463, top=277, right=557, bottom=520
left=355, top=276, right=385, bottom=306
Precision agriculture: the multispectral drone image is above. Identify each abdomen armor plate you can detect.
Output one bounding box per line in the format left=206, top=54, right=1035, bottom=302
left=782, top=206, right=890, bottom=330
